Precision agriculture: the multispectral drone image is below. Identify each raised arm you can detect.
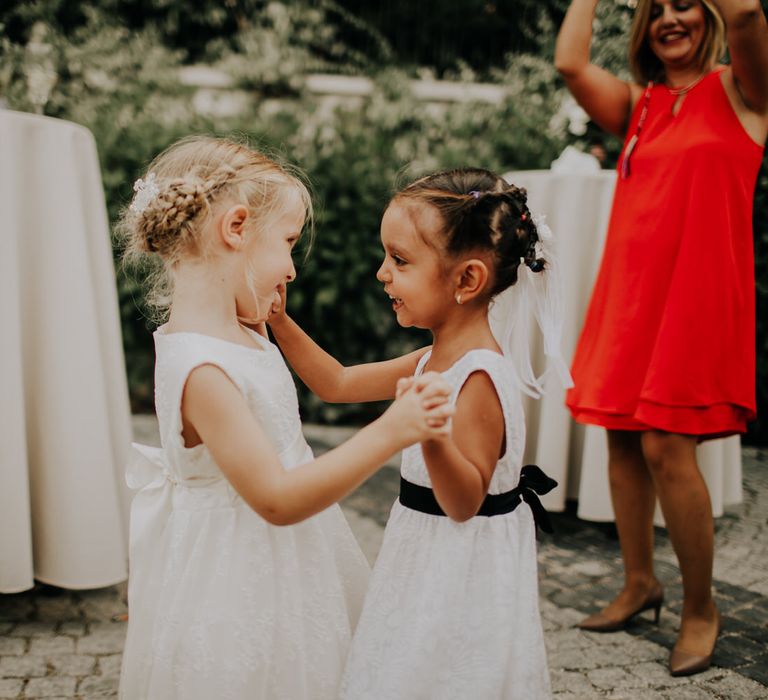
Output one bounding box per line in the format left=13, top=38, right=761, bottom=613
left=268, top=309, right=428, bottom=403
left=555, top=0, right=640, bottom=136
left=713, top=0, right=768, bottom=116
left=183, top=365, right=452, bottom=526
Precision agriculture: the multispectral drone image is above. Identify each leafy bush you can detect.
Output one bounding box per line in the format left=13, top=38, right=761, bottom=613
left=1, top=1, right=765, bottom=443
left=263, top=60, right=570, bottom=423
left=0, top=10, right=215, bottom=408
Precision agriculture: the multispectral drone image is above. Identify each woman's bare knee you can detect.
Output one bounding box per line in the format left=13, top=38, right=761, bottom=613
left=641, top=431, right=697, bottom=481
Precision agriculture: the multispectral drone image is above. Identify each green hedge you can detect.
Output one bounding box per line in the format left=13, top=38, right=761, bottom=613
left=2, top=3, right=766, bottom=443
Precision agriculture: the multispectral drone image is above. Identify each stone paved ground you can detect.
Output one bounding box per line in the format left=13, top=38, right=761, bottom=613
left=0, top=417, right=765, bottom=699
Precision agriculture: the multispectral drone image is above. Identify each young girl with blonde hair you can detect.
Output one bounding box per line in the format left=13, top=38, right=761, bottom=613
left=269, top=167, right=572, bottom=699
left=116, top=136, right=453, bottom=700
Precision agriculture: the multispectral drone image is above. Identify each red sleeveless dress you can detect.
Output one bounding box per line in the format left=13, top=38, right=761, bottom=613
left=566, top=69, right=764, bottom=438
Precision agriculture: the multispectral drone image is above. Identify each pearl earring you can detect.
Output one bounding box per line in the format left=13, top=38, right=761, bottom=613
left=456, top=294, right=462, bottom=305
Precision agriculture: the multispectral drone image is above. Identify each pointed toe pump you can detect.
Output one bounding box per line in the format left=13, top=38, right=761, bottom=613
left=669, top=610, right=721, bottom=677
left=578, top=582, right=664, bottom=633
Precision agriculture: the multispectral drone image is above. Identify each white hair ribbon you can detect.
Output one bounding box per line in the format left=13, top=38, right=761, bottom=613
left=488, top=214, right=574, bottom=398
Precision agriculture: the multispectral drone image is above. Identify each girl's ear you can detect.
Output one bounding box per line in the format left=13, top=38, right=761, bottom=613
left=218, top=204, right=249, bottom=251
left=455, top=259, right=490, bottom=303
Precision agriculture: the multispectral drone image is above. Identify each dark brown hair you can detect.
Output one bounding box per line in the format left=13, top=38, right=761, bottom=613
left=393, top=168, right=545, bottom=297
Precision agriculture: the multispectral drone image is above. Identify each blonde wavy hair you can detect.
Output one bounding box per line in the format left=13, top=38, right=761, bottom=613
left=118, top=136, right=312, bottom=315
left=628, top=0, right=726, bottom=84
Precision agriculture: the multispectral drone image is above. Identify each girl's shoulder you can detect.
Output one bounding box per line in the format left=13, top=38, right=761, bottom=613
left=153, top=325, right=281, bottom=391
left=420, top=348, right=519, bottom=399
left=152, top=325, right=302, bottom=444
left=449, top=348, right=515, bottom=386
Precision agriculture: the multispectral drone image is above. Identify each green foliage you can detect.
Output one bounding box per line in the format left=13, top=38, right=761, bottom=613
left=0, top=0, right=393, bottom=69
left=0, top=9, right=215, bottom=409
left=1, top=0, right=766, bottom=443
left=207, top=1, right=390, bottom=94
left=263, top=62, right=569, bottom=422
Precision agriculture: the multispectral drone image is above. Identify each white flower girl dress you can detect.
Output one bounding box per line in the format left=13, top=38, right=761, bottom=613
left=119, top=327, right=369, bottom=700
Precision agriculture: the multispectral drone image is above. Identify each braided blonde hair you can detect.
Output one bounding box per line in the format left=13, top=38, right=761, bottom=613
left=118, top=136, right=312, bottom=314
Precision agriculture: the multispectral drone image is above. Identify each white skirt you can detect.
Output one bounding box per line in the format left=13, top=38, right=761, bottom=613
left=340, top=501, right=551, bottom=700
left=119, top=463, right=369, bottom=700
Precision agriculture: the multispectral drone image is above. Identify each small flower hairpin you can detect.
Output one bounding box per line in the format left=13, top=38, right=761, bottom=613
left=129, top=172, right=160, bottom=215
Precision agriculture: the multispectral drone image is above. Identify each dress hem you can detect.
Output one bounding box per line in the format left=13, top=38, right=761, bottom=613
left=567, top=400, right=751, bottom=441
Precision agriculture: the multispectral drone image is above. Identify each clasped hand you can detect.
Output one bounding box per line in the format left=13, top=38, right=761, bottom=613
left=390, top=371, right=453, bottom=441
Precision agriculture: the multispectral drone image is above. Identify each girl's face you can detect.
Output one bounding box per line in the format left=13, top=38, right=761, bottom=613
left=647, top=0, right=707, bottom=69
left=376, top=202, right=454, bottom=330
left=235, top=191, right=304, bottom=323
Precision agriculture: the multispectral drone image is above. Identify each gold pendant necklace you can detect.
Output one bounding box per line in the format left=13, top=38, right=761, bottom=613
left=665, top=71, right=708, bottom=96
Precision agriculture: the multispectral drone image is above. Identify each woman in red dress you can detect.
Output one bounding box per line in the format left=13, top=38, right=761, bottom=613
left=555, top=0, right=768, bottom=676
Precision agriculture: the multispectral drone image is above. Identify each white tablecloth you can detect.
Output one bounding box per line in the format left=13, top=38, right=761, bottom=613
left=503, top=169, right=743, bottom=522
left=0, top=110, right=132, bottom=592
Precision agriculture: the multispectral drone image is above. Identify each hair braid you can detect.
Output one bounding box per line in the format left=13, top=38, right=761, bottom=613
left=117, top=135, right=313, bottom=319
left=394, top=168, right=546, bottom=298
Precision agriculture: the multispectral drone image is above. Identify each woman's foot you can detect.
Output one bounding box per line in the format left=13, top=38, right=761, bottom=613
left=669, top=603, right=720, bottom=676
left=578, top=579, right=664, bottom=632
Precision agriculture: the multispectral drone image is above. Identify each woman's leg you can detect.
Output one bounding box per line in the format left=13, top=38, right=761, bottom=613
left=641, top=431, right=719, bottom=657
left=581, top=430, right=661, bottom=626
left=605, top=429, right=661, bottom=611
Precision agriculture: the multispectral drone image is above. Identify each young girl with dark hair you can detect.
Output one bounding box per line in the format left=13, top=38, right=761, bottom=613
left=268, top=167, right=571, bottom=699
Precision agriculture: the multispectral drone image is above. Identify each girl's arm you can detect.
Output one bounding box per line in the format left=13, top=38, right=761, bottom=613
left=418, top=371, right=506, bottom=522
left=713, top=0, right=768, bottom=115
left=554, top=0, right=641, bottom=136
left=182, top=365, right=451, bottom=525
left=268, top=308, right=429, bottom=403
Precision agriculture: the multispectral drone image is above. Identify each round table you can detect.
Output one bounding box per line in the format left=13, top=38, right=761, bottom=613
left=0, top=110, right=132, bottom=592
left=501, top=169, right=743, bottom=523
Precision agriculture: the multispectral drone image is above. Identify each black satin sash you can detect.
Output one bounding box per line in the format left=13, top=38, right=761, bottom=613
left=398, top=464, right=558, bottom=533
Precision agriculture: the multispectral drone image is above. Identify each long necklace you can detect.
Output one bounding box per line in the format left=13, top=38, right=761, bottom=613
left=665, top=70, right=708, bottom=96
left=620, top=81, right=653, bottom=180
left=619, top=68, right=714, bottom=180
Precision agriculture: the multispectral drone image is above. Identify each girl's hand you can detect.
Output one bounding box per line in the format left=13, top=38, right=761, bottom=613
left=266, top=283, right=288, bottom=327
left=384, top=372, right=453, bottom=446
left=395, top=376, right=415, bottom=399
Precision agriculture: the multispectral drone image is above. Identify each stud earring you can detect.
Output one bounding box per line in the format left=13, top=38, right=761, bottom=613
left=456, top=294, right=462, bottom=305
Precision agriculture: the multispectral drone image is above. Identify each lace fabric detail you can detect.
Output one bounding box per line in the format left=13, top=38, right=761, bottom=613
left=401, top=349, right=526, bottom=493
left=340, top=349, right=551, bottom=699
left=120, top=328, right=370, bottom=700
left=153, top=329, right=305, bottom=480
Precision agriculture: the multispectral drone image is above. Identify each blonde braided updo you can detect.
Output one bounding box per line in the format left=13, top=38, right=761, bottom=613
left=138, top=168, right=236, bottom=256
left=118, top=136, right=312, bottom=314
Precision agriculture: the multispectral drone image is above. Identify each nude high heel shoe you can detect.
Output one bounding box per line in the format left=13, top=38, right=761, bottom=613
left=669, top=609, right=721, bottom=677
left=578, top=582, right=664, bottom=632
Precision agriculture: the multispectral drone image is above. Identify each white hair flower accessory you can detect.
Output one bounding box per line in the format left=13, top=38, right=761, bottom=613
left=129, top=172, right=160, bottom=215
left=489, top=210, right=573, bottom=398
left=532, top=212, right=553, bottom=240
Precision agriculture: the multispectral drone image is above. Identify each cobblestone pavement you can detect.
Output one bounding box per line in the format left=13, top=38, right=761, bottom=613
left=0, top=417, right=765, bottom=699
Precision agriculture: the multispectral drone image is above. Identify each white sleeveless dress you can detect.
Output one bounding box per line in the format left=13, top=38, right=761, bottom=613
left=119, top=327, right=370, bottom=700
left=339, top=349, right=552, bottom=700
